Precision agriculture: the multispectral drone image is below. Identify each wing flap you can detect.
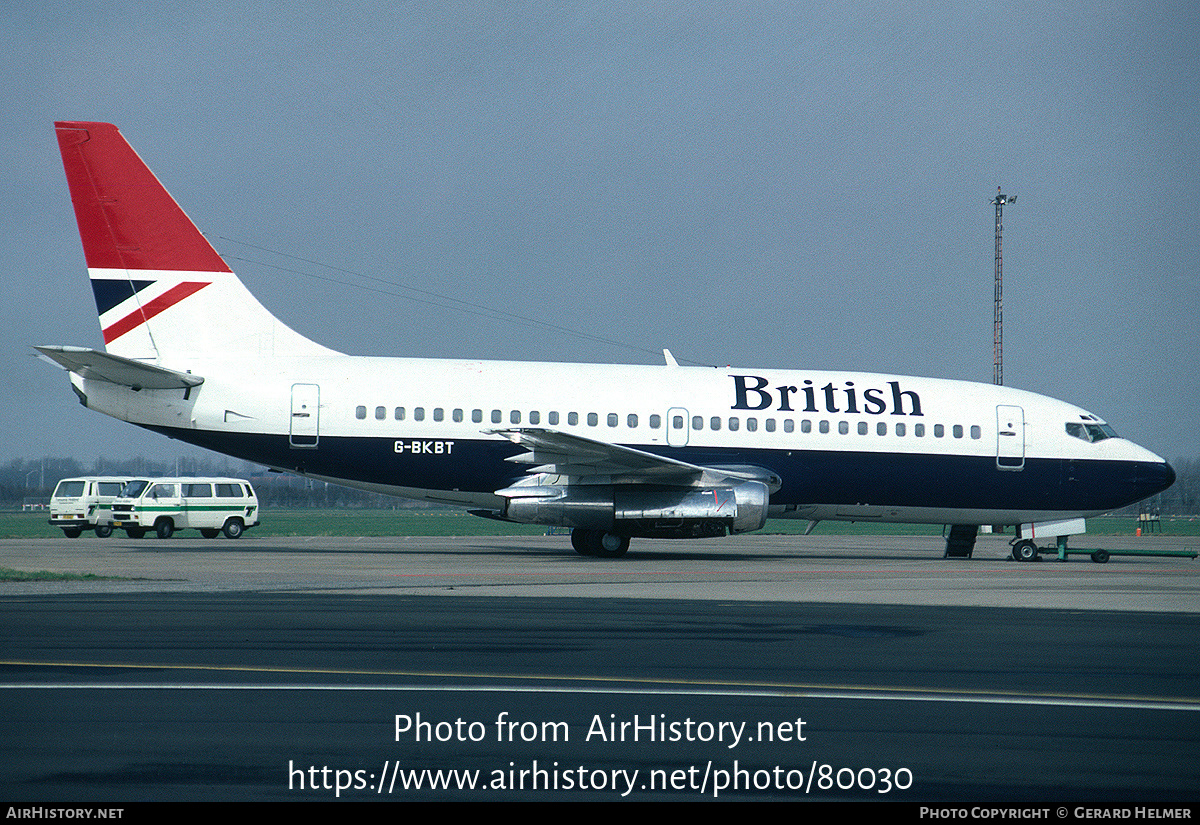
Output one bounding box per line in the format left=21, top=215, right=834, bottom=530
left=489, top=428, right=781, bottom=490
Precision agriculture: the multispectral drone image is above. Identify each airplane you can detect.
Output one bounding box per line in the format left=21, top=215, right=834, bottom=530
left=37, top=121, right=1176, bottom=559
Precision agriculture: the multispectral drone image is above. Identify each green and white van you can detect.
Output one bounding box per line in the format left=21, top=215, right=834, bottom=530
left=49, top=476, right=143, bottom=538
left=109, top=478, right=259, bottom=539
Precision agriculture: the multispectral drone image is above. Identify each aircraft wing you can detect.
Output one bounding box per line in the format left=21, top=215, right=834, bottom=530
left=489, top=428, right=781, bottom=489
left=34, top=346, right=203, bottom=390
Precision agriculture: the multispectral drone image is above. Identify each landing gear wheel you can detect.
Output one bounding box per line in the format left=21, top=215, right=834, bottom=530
left=571, top=529, right=594, bottom=556
left=94, top=524, right=112, bottom=538
left=571, top=529, right=629, bottom=557
left=594, top=532, right=630, bottom=558
left=1090, top=550, right=1110, bottom=564
left=1013, top=540, right=1039, bottom=562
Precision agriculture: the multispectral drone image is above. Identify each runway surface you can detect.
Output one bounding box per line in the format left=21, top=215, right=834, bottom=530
left=1, top=532, right=1197, bottom=803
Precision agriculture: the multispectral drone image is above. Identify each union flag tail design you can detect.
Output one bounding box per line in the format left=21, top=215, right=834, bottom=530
left=55, top=121, right=335, bottom=361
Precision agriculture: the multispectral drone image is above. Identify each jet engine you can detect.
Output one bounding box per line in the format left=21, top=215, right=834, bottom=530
left=500, top=480, right=770, bottom=539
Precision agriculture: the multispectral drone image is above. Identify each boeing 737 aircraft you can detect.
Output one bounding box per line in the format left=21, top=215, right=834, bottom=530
left=38, top=122, right=1175, bottom=558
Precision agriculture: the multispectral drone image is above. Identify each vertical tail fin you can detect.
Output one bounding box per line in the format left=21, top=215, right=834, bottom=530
left=54, top=121, right=336, bottom=361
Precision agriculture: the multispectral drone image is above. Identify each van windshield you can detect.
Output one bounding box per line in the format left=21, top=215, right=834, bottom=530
left=120, top=480, right=149, bottom=498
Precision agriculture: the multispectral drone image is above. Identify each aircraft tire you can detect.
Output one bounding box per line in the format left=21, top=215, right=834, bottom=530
left=571, top=529, right=595, bottom=556
left=1013, top=540, right=1038, bottom=562
left=594, top=532, right=630, bottom=558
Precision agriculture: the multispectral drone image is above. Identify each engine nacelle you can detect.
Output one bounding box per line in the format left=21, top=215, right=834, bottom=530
left=501, top=481, right=769, bottom=538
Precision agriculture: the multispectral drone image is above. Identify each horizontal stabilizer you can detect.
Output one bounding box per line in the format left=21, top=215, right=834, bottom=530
left=34, top=346, right=203, bottom=390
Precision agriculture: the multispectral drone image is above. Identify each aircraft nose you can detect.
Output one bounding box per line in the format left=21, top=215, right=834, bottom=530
left=1159, top=461, right=1176, bottom=492
left=1143, top=460, right=1176, bottom=496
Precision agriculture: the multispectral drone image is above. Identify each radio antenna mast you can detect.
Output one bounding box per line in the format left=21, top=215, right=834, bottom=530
left=991, top=187, right=1016, bottom=385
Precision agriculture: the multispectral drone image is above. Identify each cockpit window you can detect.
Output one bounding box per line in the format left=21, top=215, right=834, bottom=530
left=1066, top=422, right=1119, bottom=443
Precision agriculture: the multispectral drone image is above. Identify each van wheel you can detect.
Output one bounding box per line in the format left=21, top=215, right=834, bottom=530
left=200, top=529, right=220, bottom=539
left=223, top=519, right=244, bottom=539
left=62, top=527, right=82, bottom=539
left=126, top=527, right=146, bottom=539
left=94, top=525, right=113, bottom=538
left=155, top=519, right=174, bottom=539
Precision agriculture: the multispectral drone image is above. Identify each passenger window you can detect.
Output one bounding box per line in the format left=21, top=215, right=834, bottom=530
left=746, top=418, right=757, bottom=432
left=799, top=420, right=810, bottom=433
left=472, top=409, right=483, bottom=423
left=414, top=407, right=425, bottom=421
left=649, top=414, right=661, bottom=429
left=375, top=406, right=386, bottom=420
left=858, top=421, right=868, bottom=435
left=729, top=417, right=739, bottom=431
left=433, top=408, right=444, bottom=422
left=492, top=410, right=502, bottom=424
left=710, top=417, right=721, bottom=431
left=819, top=420, right=829, bottom=434
left=607, top=413, right=618, bottom=427
left=510, top=410, right=521, bottom=424
left=627, top=414, right=638, bottom=428
left=356, top=406, right=366, bottom=420
left=970, top=425, right=981, bottom=439
left=877, top=422, right=887, bottom=436
left=838, top=420, right=848, bottom=434
left=896, top=423, right=906, bottom=436
left=674, top=415, right=685, bottom=430
left=453, top=409, right=463, bottom=423
left=783, top=419, right=794, bottom=433
left=934, top=424, right=944, bottom=438
left=587, top=413, right=598, bottom=426
left=395, top=407, right=405, bottom=421
left=692, top=416, right=703, bottom=430
left=548, top=411, right=559, bottom=425
left=953, top=425, right=963, bottom=438
left=568, top=412, right=579, bottom=426
left=529, top=411, right=540, bottom=425
left=914, top=423, right=925, bottom=437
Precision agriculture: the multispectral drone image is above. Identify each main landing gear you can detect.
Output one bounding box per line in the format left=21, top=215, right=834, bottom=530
left=571, top=529, right=630, bottom=558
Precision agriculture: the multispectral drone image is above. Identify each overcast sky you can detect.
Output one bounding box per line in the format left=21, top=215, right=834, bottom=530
left=4, top=1, right=1197, bottom=469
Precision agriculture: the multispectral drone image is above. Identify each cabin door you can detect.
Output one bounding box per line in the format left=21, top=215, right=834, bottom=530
left=290, top=383, right=320, bottom=448
left=996, top=405, right=1025, bottom=470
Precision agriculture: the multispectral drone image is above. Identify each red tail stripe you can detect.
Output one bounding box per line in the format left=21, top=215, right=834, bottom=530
left=102, top=281, right=211, bottom=344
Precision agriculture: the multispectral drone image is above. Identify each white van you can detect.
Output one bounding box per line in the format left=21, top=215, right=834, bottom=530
left=49, top=476, right=143, bottom=538
left=109, top=478, right=259, bottom=539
